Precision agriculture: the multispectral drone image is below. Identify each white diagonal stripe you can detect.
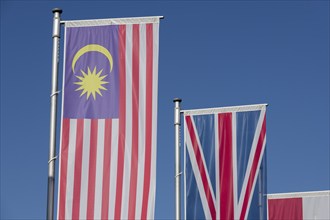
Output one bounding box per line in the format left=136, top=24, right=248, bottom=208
left=185, top=115, right=216, bottom=220
left=232, top=113, right=239, bottom=219
left=237, top=110, right=266, bottom=217
left=214, top=114, right=220, bottom=220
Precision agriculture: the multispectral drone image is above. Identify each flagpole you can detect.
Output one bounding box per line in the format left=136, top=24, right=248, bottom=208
left=47, top=8, right=62, bottom=220
left=173, top=98, right=182, bottom=220
left=258, top=166, right=263, bottom=219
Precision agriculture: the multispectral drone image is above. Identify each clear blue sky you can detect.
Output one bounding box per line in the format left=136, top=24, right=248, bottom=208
left=1, top=1, right=329, bottom=219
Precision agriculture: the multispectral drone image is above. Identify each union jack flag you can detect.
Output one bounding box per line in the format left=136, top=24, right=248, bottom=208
left=184, top=104, right=267, bottom=220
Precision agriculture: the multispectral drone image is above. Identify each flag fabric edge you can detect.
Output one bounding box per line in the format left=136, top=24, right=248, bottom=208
left=63, top=16, right=161, bottom=28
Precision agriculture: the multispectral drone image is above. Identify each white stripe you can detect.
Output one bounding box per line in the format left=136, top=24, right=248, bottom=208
left=121, top=24, right=133, bottom=220
left=94, top=119, right=105, bottom=219
left=232, top=113, right=239, bottom=219
left=65, top=119, right=77, bottom=220
left=184, top=115, right=187, bottom=220
left=185, top=115, right=216, bottom=220
left=147, top=21, right=159, bottom=219
left=190, top=115, right=216, bottom=202
left=108, top=119, right=119, bottom=219
left=303, top=195, right=330, bottom=219
left=186, top=120, right=212, bottom=220
left=214, top=114, right=220, bottom=220
left=268, top=190, right=330, bottom=199
left=79, top=119, right=91, bottom=220
left=135, top=23, right=146, bottom=220
left=243, top=136, right=266, bottom=220
left=237, top=110, right=266, bottom=218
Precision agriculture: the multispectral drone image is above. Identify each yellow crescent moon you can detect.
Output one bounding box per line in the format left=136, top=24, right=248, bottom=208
left=72, top=44, right=113, bottom=73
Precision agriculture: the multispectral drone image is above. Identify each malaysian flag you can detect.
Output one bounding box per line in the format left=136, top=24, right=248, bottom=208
left=184, top=104, right=267, bottom=220
left=57, top=17, right=160, bottom=220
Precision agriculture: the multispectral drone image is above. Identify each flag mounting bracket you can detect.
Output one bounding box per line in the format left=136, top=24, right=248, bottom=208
left=50, top=90, right=60, bottom=97
left=48, top=156, right=57, bottom=164
left=175, top=172, right=182, bottom=178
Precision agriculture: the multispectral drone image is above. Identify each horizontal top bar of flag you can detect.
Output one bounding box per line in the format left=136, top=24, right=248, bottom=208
left=182, top=103, right=268, bottom=116
left=61, top=16, right=163, bottom=27
left=268, top=190, right=330, bottom=199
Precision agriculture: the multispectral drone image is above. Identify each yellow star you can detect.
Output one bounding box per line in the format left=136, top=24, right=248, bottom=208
left=74, top=66, right=109, bottom=100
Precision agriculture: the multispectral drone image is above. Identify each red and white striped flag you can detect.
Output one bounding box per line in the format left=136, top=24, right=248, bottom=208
left=268, top=191, right=330, bottom=220
left=57, top=17, right=160, bottom=219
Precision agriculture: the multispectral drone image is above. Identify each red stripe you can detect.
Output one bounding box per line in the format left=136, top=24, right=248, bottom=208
left=240, top=115, right=266, bottom=220
left=186, top=116, right=216, bottom=220
left=86, top=119, right=98, bottom=219
left=128, top=24, right=140, bottom=219
left=58, top=119, right=70, bottom=220
left=218, top=113, right=234, bottom=220
left=114, top=25, right=126, bottom=219
left=141, top=23, right=153, bottom=219
left=71, top=119, right=84, bottom=219
left=101, top=119, right=112, bottom=219
left=268, top=198, right=303, bottom=220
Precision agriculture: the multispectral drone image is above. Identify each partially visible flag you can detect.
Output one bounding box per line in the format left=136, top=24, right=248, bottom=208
left=184, top=104, right=267, bottom=220
left=57, top=17, right=160, bottom=220
left=268, top=191, right=330, bottom=220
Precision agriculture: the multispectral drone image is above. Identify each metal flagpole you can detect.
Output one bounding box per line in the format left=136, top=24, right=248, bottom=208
left=173, top=98, right=182, bottom=220
left=258, top=166, right=263, bottom=219
left=47, top=8, right=62, bottom=220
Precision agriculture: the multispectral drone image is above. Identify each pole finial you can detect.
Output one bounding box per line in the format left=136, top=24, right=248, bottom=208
left=52, top=8, right=62, bottom=14
left=173, top=98, right=182, bottom=103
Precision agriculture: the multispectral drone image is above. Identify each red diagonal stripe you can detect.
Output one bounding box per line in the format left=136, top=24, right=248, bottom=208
left=240, top=115, right=266, bottom=220
left=186, top=116, right=216, bottom=220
